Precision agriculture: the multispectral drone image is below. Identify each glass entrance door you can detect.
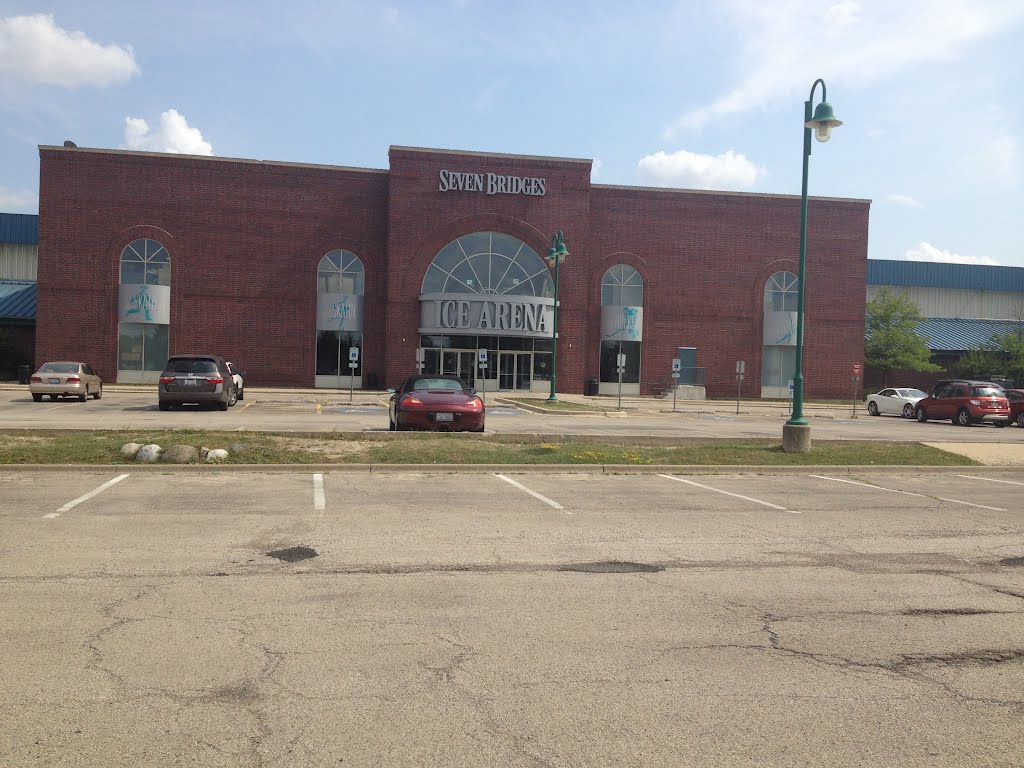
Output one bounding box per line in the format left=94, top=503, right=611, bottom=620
left=441, top=349, right=477, bottom=386
left=498, top=352, right=532, bottom=390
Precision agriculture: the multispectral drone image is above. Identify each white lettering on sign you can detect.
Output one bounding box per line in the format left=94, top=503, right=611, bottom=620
left=439, top=169, right=546, bottom=196
left=433, top=299, right=549, bottom=334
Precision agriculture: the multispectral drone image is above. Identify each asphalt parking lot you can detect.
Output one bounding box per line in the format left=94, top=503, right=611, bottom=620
left=3, top=386, right=1024, bottom=443
left=2, top=469, right=1023, bottom=767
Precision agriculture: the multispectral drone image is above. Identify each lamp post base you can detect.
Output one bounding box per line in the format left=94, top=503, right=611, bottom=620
left=782, top=423, right=812, bottom=453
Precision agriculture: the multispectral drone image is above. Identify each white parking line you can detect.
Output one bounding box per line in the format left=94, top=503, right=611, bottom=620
left=657, top=474, right=793, bottom=512
left=45, top=474, right=130, bottom=519
left=810, top=475, right=1007, bottom=511
left=957, top=474, right=1024, bottom=487
left=313, top=473, right=326, bottom=511
left=494, top=474, right=567, bottom=512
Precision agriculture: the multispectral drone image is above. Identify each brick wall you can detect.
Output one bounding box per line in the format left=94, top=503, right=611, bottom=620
left=36, top=145, right=869, bottom=398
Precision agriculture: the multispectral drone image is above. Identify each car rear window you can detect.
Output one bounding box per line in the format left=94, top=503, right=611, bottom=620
left=971, top=386, right=1003, bottom=397
left=167, top=358, right=218, bottom=374
left=410, top=378, right=464, bottom=391
left=38, top=363, right=79, bottom=374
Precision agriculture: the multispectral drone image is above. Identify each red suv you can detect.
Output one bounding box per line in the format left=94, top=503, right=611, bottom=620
left=915, top=380, right=1010, bottom=427
left=1006, top=389, right=1024, bottom=427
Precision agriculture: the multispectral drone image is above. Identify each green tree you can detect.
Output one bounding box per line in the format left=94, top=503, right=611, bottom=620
left=865, top=288, right=942, bottom=386
left=952, top=345, right=1005, bottom=380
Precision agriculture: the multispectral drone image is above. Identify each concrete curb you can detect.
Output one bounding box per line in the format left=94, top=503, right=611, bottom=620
left=0, top=463, right=1019, bottom=474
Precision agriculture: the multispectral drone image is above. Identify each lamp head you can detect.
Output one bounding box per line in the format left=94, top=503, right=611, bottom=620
left=807, top=100, right=842, bottom=142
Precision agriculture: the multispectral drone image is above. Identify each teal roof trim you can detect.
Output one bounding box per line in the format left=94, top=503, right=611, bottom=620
left=0, top=280, right=36, bottom=322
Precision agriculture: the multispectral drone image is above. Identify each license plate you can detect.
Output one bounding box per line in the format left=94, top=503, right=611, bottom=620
left=434, top=412, right=454, bottom=422
left=183, top=379, right=196, bottom=386
left=48, top=378, right=60, bottom=384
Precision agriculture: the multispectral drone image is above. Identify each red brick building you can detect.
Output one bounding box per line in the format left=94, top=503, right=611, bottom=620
left=36, top=144, right=870, bottom=398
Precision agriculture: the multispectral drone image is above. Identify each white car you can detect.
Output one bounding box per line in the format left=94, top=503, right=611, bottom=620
left=865, top=387, right=928, bottom=418
left=226, top=362, right=244, bottom=402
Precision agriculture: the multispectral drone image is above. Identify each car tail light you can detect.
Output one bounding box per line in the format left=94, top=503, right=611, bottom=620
left=66, top=376, right=81, bottom=383
left=30, top=376, right=42, bottom=383
left=159, top=376, right=175, bottom=384
left=401, top=394, right=423, bottom=406
left=466, top=397, right=483, bottom=411
left=207, top=377, right=224, bottom=384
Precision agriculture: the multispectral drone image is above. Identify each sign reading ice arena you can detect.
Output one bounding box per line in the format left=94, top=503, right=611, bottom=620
left=420, top=294, right=554, bottom=337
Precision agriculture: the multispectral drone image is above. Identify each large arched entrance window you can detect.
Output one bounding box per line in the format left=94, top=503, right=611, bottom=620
left=418, top=232, right=553, bottom=391
left=117, top=239, right=171, bottom=384
left=599, top=264, right=644, bottom=395
left=761, top=271, right=799, bottom=398
left=315, top=250, right=365, bottom=388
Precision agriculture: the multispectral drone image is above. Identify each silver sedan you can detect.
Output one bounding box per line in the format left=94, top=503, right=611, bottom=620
left=865, top=387, right=927, bottom=418
left=29, top=361, right=103, bottom=402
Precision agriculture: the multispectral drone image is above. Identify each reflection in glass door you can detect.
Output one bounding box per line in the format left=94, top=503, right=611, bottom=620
left=515, top=352, right=531, bottom=390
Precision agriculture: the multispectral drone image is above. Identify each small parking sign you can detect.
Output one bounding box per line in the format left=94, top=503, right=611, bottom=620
left=349, top=347, right=359, bottom=362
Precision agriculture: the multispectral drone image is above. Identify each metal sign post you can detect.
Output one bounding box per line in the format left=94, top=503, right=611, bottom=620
left=348, top=347, right=359, bottom=404
left=478, top=349, right=488, bottom=405
left=735, top=360, right=746, bottom=416
left=851, top=362, right=863, bottom=418
left=616, top=352, right=626, bottom=410
left=671, top=358, right=681, bottom=411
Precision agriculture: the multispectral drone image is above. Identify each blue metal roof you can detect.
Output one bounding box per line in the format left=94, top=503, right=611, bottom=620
left=0, top=213, right=38, bottom=245
left=0, top=280, right=36, bottom=322
left=868, top=259, right=1024, bottom=292
left=916, top=317, right=1024, bottom=352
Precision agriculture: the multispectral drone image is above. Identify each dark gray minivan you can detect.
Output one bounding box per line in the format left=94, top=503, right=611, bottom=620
left=158, top=354, right=237, bottom=411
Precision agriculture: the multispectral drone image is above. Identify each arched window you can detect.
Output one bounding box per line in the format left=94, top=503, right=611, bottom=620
left=599, top=264, right=644, bottom=388
left=422, top=232, right=552, bottom=297
left=601, top=264, right=643, bottom=307
left=117, top=239, right=171, bottom=380
left=762, top=271, right=800, bottom=396
left=315, top=250, right=366, bottom=385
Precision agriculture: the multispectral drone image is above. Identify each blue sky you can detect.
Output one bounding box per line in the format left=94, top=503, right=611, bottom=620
left=1, top=0, right=1022, bottom=267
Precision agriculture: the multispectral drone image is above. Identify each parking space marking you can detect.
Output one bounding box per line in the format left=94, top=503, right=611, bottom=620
left=657, top=474, right=792, bottom=512
left=957, top=474, right=1024, bottom=487
left=313, top=473, right=326, bottom=511
left=494, top=474, right=567, bottom=512
left=45, top=474, right=130, bottom=519
left=810, top=475, right=1007, bottom=512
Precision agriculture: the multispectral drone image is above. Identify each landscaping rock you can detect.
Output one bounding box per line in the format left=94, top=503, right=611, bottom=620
left=120, top=442, right=143, bottom=457
left=229, top=442, right=247, bottom=454
left=135, top=444, right=162, bottom=462
left=205, top=448, right=230, bottom=462
left=161, top=444, right=199, bottom=464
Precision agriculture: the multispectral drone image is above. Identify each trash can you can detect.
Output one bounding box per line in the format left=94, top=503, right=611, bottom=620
left=17, top=364, right=31, bottom=385
left=585, top=378, right=599, bottom=396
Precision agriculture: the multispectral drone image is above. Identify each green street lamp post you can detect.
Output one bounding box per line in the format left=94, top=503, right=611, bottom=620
left=783, top=78, right=842, bottom=453
left=547, top=231, right=569, bottom=402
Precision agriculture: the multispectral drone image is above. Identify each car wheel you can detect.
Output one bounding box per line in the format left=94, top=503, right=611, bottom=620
left=916, top=407, right=928, bottom=423
left=79, top=386, right=88, bottom=402
left=218, top=397, right=229, bottom=411
left=996, top=420, right=1007, bottom=428
left=903, top=404, right=914, bottom=418
left=32, top=393, right=42, bottom=402
left=389, top=415, right=396, bottom=431
left=93, top=384, right=102, bottom=400
left=158, top=401, right=170, bottom=411
left=237, top=387, right=244, bottom=401
left=955, top=408, right=972, bottom=427
left=867, top=401, right=879, bottom=416
left=227, top=387, right=238, bottom=407
left=1018, top=412, right=1024, bottom=428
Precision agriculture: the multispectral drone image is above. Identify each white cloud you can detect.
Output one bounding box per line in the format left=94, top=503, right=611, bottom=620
left=903, top=241, right=999, bottom=265
left=0, top=14, right=138, bottom=88
left=636, top=149, right=765, bottom=190
left=666, top=0, right=1024, bottom=134
left=886, top=194, right=924, bottom=208
left=0, top=186, right=38, bottom=212
left=122, top=110, right=213, bottom=155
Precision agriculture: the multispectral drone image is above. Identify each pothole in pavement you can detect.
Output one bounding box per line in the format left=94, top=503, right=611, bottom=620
left=558, top=561, right=664, bottom=574
left=267, top=546, right=319, bottom=563
left=999, top=556, right=1024, bottom=567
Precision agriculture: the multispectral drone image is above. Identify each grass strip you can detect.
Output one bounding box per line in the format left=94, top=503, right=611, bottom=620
left=0, top=430, right=978, bottom=466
